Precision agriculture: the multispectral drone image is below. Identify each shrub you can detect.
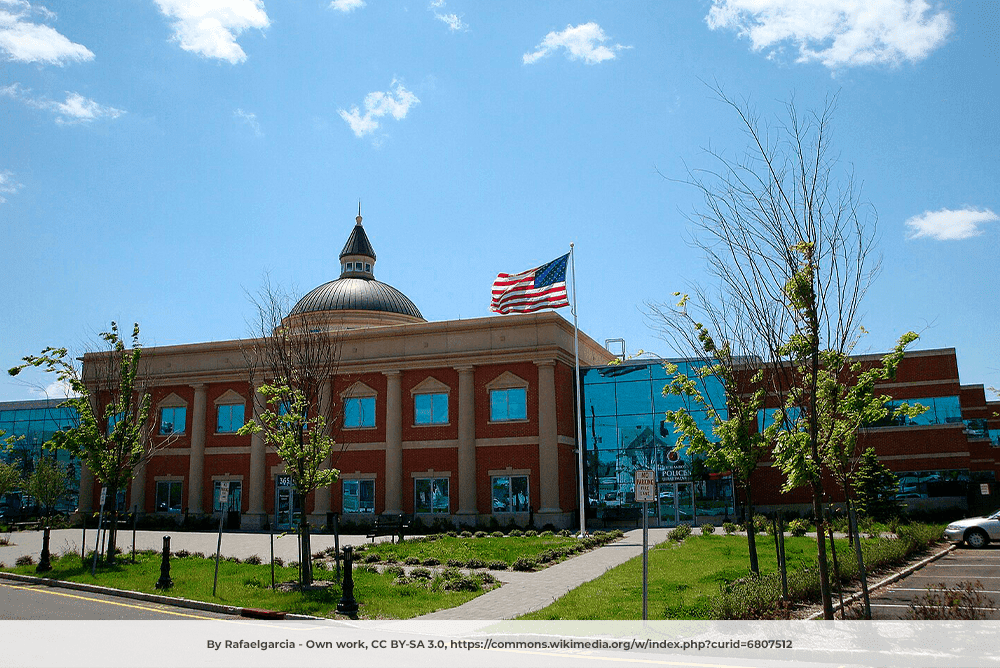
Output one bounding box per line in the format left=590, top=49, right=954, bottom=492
left=273, top=557, right=284, bottom=567
left=491, top=531, right=504, bottom=538
left=480, top=572, right=498, bottom=585
left=362, top=553, right=381, bottom=563
left=410, top=567, right=432, bottom=580
left=463, top=558, right=485, bottom=569
left=446, top=558, right=465, bottom=568
left=446, top=531, right=458, bottom=538
left=788, top=518, right=810, bottom=537
left=474, top=531, right=487, bottom=539
left=422, top=557, right=440, bottom=566
left=524, top=530, right=538, bottom=538
left=460, top=531, right=472, bottom=538
left=539, top=530, right=554, bottom=537
left=384, top=565, right=405, bottom=578
left=510, top=529, right=523, bottom=538
left=404, top=557, right=421, bottom=565
left=382, top=554, right=399, bottom=564
left=442, top=576, right=480, bottom=592
left=536, top=549, right=556, bottom=563
left=174, top=549, right=191, bottom=558
left=908, top=581, right=997, bottom=620
left=394, top=575, right=415, bottom=586
left=488, top=560, right=508, bottom=571
left=244, top=554, right=262, bottom=565
left=701, top=523, right=716, bottom=535
left=15, top=555, right=34, bottom=566
left=559, top=529, right=571, bottom=537
left=440, top=567, right=462, bottom=580
left=668, top=524, right=692, bottom=542
left=511, top=557, right=537, bottom=571
left=722, top=522, right=738, bottom=535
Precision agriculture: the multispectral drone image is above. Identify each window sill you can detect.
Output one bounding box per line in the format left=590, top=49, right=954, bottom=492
left=343, top=425, right=377, bottom=431
left=487, top=419, right=529, bottom=425
left=413, top=422, right=451, bottom=428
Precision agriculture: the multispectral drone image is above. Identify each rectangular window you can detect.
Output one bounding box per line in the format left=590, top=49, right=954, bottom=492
left=345, top=396, right=375, bottom=428
left=216, top=404, right=245, bottom=433
left=106, top=411, right=124, bottom=436
left=414, top=478, right=449, bottom=514
left=159, top=406, right=186, bottom=435
left=343, top=479, right=375, bottom=513
left=489, top=387, right=527, bottom=422
left=414, top=393, right=448, bottom=425
left=212, top=480, right=242, bottom=512
left=155, top=481, right=182, bottom=513
left=492, top=475, right=529, bottom=512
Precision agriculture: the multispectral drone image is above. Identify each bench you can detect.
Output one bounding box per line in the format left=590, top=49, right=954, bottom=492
left=366, top=514, right=410, bottom=543
left=13, top=521, right=41, bottom=531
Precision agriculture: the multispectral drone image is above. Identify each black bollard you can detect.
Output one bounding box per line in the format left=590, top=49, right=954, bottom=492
left=155, top=535, right=173, bottom=589
left=36, top=527, right=51, bottom=573
left=335, top=545, right=358, bottom=617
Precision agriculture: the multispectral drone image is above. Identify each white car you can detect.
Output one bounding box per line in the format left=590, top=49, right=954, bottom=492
left=944, top=510, right=1000, bottom=548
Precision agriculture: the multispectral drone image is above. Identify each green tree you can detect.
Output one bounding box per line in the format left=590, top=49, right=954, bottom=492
left=852, top=447, right=902, bottom=522
left=0, top=460, right=22, bottom=509
left=9, top=322, right=167, bottom=564
left=26, top=456, right=71, bottom=527
left=652, top=292, right=780, bottom=576
left=238, top=382, right=339, bottom=586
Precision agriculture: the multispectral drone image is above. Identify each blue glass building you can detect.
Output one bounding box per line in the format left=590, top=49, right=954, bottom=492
left=581, top=359, right=735, bottom=526
left=0, top=398, right=80, bottom=511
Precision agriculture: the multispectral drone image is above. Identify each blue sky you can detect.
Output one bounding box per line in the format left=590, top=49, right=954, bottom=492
left=1, top=0, right=997, bottom=401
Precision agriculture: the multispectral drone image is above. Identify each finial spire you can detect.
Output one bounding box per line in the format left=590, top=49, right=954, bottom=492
left=356, top=200, right=362, bottom=225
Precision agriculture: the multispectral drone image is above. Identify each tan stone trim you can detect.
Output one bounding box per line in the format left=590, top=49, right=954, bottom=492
left=877, top=379, right=960, bottom=389
left=861, top=423, right=965, bottom=433
left=158, top=392, right=187, bottom=408
left=341, top=381, right=377, bottom=399
left=410, top=470, right=452, bottom=478
left=488, top=467, right=531, bottom=476
left=877, top=452, right=970, bottom=461
left=340, top=471, right=378, bottom=480
left=155, top=448, right=192, bottom=456
left=154, top=475, right=184, bottom=481
left=338, top=442, right=386, bottom=451
left=210, top=474, right=244, bottom=482
left=410, top=376, right=451, bottom=395
left=213, top=389, right=245, bottom=405
left=475, top=436, right=538, bottom=447
left=204, top=446, right=252, bottom=455
left=402, top=440, right=458, bottom=450
left=486, top=370, right=528, bottom=391
left=971, top=459, right=995, bottom=464
left=487, top=418, right=529, bottom=426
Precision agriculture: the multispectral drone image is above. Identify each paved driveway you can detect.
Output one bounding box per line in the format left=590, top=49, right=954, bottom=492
left=866, top=543, right=1000, bottom=619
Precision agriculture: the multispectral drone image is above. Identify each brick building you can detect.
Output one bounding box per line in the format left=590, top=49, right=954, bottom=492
left=76, top=215, right=611, bottom=530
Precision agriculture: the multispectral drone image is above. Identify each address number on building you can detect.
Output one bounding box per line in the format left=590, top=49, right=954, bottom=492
left=635, top=470, right=656, bottom=502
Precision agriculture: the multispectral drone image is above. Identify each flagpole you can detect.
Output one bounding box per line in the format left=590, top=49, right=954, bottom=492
left=570, top=243, right=587, bottom=538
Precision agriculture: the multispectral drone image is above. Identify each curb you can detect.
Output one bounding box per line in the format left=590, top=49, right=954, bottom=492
left=806, top=542, right=957, bottom=620
left=0, top=570, right=302, bottom=619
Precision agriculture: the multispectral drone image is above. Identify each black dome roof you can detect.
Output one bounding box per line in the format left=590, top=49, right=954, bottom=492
left=289, top=277, right=423, bottom=319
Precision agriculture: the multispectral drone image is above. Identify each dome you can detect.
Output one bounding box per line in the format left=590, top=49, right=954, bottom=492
left=283, top=212, right=424, bottom=331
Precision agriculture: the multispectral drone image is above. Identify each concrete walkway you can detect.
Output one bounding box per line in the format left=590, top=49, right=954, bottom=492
left=415, top=528, right=672, bottom=619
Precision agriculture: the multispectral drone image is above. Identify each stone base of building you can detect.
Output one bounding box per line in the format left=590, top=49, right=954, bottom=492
left=240, top=512, right=268, bottom=531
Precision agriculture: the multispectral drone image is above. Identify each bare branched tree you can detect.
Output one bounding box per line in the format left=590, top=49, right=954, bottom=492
left=673, top=87, right=882, bottom=619
left=240, top=276, right=343, bottom=587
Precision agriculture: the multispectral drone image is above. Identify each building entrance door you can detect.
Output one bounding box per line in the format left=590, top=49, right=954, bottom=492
left=657, top=482, right=694, bottom=526
left=274, top=476, right=301, bottom=530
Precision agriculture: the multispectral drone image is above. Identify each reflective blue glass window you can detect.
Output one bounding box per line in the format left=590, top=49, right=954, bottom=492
left=343, top=479, right=375, bottom=513
left=414, top=478, right=449, bottom=513
left=345, top=396, right=375, bottom=428
left=216, top=404, right=245, bottom=433
left=583, top=381, right=617, bottom=418
left=489, top=388, right=526, bottom=421
left=159, top=406, right=186, bottom=435
left=414, top=393, right=448, bottom=425
left=615, top=381, right=653, bottom=416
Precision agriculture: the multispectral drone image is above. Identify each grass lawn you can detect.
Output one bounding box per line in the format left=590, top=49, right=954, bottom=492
left=360, top=534, right=586, bottom=566
left=1, top=551, right=492, bottom=619
left=520, top=534, right=851, bottom=620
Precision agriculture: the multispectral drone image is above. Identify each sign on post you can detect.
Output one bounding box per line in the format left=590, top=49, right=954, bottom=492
left=635, top=470, right=654, bottom=621
left=635, top=470, right=655, bottom=502
left=213, top=481, right=231, bottom=596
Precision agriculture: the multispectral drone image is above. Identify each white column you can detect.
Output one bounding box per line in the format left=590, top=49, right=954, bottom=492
left=186, top=384, right=207, bottom=514
left=384, top=370, right=403, bottom=514
left=246, top=384, right=268, bottom=529
left=455, top=365, right=477, bottom=524
left=310, top=379, right=333, bottom=525
left=536, top=360, right=561, bottom=514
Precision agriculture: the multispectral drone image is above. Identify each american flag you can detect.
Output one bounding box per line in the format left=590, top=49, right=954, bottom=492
left=491, top=253, right=570, bottom=314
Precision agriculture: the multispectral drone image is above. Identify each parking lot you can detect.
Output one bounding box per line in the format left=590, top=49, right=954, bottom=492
left=866, top=543, right=1000, bottom=619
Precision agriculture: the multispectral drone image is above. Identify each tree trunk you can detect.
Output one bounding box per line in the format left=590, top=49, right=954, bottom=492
left=105, top=483, right=118, bottom=565
left=744, top=485, right=759, bottom=576
left=300, top=514, right=313, bottom=586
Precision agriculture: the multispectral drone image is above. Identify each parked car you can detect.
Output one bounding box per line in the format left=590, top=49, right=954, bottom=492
left=944, top=509, right=1000, bottom=548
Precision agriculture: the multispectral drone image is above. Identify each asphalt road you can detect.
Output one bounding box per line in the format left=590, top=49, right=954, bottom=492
left=866, top=543, right=1000, bottom=619
left=0, top=578, right=240, bottom=620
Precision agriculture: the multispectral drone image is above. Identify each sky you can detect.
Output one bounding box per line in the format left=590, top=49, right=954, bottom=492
left=1, top=0, right=998, bottom=402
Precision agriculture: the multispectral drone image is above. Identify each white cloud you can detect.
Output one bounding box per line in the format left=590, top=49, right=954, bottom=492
left=0, top=170, right=22, bottom=203
left=1, top=84, right=125, bottom=124
left=905, top=207, right=999, bottom=241
left=523, top=22, right=627, bottom=65
left=329, top=0, right=364, bottom=12
left=706, top=0, right=952, bottom=69
left=0, top=0, right=94, bottom=65
left=339, top=80, right=419, bottom=139
left=28, top=378, right=78, bottom=399
left=153, top=0, right=269, bottom=64
left=234, top=108, right=262, bottom=136
left=434, top=12, right=467, bottom=32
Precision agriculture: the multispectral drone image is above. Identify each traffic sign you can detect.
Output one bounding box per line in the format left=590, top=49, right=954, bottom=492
left=219, top=481, right=230, bottom=506
left=635, top=470, right=655, bottom=502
